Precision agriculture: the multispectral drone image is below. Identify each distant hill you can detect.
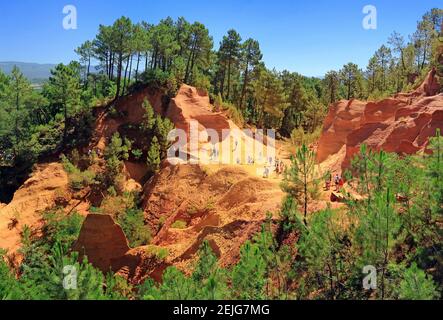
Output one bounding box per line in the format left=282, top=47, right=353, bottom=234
left=0, top=61, right=56, bottom=84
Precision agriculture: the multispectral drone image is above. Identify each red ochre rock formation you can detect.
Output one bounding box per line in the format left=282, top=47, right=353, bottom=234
left=72, top=161, right=285, bottom=282
left=142, top=163, right=284, bottom=272
left=72, top=214, right=130, bottom=273
left=0, top=163, right=69, bottom=255
left=166, top=85, right=232, bottom=139
left=72, top=213, right=169, bottom=283
left=317, top=69, right=443, bottom=169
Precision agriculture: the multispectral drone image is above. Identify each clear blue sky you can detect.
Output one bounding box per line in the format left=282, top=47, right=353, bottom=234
left=0, top=0, right=441, bottom=76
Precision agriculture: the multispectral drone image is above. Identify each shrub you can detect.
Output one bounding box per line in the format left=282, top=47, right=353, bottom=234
left=145, top=245, right=169, bottom=261
left=117, top=208, right=151, bottom=247
left=398, top=263, right=439, bottom=300
left=171, top=220, right=187, bottom=229
left=61, top=155, right=96, bottom=191
left=131, top=149, right=143, bottom=161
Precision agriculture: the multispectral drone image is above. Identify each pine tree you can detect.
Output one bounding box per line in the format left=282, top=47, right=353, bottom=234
left=218, top=29, right=242, bottom=100
left=192, top=241, right=228, bottom=300
left=147, top=136, right=161, bottom=173
left=340, top=62, right=363, bottom=100
left=239, top=39, right=262, bottom=110
left=282, top=144, right=319, bottom=226
left=142, top=99, right=156, bottom=131
left=399, top=263, right=438, bottom=300
left=231, top=241, right=267, bottom=300
left=323, top=70, right=340, bottom=104
left=44, top=62, right=82, bottom=146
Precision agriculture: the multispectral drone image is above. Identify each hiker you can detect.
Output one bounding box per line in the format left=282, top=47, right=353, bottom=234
left=263, top=166, right=270, bottom=178
left=276, top=160, right=282, bottom=175
left=334, top=174, right=340, bottom=192
left=233, top=139, right=239, bottom=152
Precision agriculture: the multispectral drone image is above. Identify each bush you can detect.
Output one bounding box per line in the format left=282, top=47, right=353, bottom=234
left=61, top=155, right=96, bottom=191
left=145, top=245, right=169, bottom=261
left=42, top=209, right=85, bottom=247
left=171, top=220, right=187, bottom=229
left=131, top=149, right=143, bottom=161
left=117, top=208, right=151, bottom=247
left=290, top=126, right=322, bottom=147
left=398, top=263, right=439, bottom=300
left=100, top=192, right=138, bottom=218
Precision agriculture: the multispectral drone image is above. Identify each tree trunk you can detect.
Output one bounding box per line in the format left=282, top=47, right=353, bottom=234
left=110, top=52, right=115, bottom=81
left=220, top=69, right=226, bottom=98
left=115, top=52, right=123, bottom=99
left=239, top=62, right=250, bottom=110
left=123, top=55, right=130, bottom=95
left=227, top=59, right=232, bottom=100
left=185, top=41, right=196, bottom=84
left=87, top=56, right=91, bottom=77
left=136, top=53, right=141, bottom=81
left=420, top=46, right=427, bottom=71
left=128, top=54, right=134, bottom=84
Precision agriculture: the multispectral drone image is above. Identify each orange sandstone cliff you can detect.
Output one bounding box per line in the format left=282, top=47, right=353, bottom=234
left=317, top=69, right=443, bottom=170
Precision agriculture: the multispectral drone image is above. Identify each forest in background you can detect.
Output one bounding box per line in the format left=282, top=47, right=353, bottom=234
left=0, top=8, right=442, bottom=300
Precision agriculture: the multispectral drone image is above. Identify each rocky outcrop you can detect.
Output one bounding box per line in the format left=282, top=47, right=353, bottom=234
left=72, top=214, right=130, bottom=273
left=72, top=213, right=169, bottom=284
left=167, top=85, right=232, bottom=138
left=317, top=69, right=443, bottom=169
left=0, top=163, right=69, bottom=254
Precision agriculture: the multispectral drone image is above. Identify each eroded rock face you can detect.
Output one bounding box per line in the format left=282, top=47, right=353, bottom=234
left=0, top=163, right=69, bottom=254
left=72, top=214, right=169, bottom=284
left=317, top=69, right=443, bottom=169
left=142, top=164, right=284, bottom=271
left=72, top=214, right=130, bottom=273
left=167, top=85, right=232, bottom=139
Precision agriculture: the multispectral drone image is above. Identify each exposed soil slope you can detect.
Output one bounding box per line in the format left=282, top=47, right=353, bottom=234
left=0, top=163, right=69, bottom=254
left=143, top=164, right=284, bottom=268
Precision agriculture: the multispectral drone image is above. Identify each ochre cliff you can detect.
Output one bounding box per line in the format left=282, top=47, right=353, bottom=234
left=317, top=69, right=443, bottom=169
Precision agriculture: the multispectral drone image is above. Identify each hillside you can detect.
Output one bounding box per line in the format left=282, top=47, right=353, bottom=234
left=0, top=61, right=56, bottom=84
left=0, top=83, right=288, bottom=278
left=1, top=8, right=442, bottom=301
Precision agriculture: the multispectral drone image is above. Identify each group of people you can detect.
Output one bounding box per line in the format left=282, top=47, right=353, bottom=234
left=275, top=158, right=285, bottom=176
left=87, top=148, right=102, bottom=158
left=263, top=157, right=286, bottom=179
left=325, top=173, right=344, bottom=192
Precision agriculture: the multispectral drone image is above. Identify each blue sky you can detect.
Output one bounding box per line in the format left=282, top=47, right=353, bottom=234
left=0, top=0, right=441, bottom=76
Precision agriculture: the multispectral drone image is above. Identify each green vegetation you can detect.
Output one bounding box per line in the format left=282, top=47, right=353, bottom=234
left=0, top=209, right=134, bottom=300
left=1, top=9, right=441, bottom=202
left=282, top=144, right=322, bottom=226
left=61, top=154, right=97, bottom=191
left=171, top=220, right=187, bottom=229
left=2, top=131, right=443, bottom=301
left=117, top=208, right=151, bottom=247
left=0, top=8, right=442, bottom=301
left=145, top=245, right=169, bottom=261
